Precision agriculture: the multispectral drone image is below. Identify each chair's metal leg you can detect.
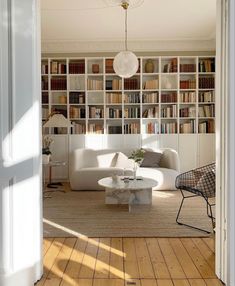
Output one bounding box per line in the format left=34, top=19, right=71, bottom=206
left=176, top=190, right=212, bottom=234
left=207, top=201, right=215, bottom=231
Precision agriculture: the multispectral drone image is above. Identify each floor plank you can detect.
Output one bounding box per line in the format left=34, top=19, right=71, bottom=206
left=134, top=238, right=155, bottom=279
left=63, top=237, right=88, bottom=278
left=146, top=238, right=170, bottom=279
left=141, top=279, right=158, bottom=286
left=123, top=238, right=140, bottom=279
left=43, top=238, right=54, bottom=257
left=60, top=278, right=93, bottom=286
left=44, top=278, right=61, bottom=286
left=181, top=239, right=216, bottom=279
left=204, top=279, right=224, bottom=286
left=202, top=238, right=215, bottom=253
left=48, top=237, right=76, bottom=278
left=94, top=238, right=111, bottom=278
left=157, top=279, right=174, bottom=286
left=158, top=238, right=186, bottom=279
left=125, top=279, right=141, bottom=286
left=172, top=279, right=190, bottom=286
left=79, top=238, right=100, bottom=278
left=109, top=238, right=125, bottom=279
left=188, top=279, right=207, bottom=286
left=169, top=238, right=201, bottom=278
left=192, top=238, right=215, bottom=270
left=93, top=279, right=125, bottom=286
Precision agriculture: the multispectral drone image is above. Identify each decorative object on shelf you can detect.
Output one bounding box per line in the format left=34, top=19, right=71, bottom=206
left=92, top=64, right=100, bottom=74
left=59, top=95, right=67, bottom=104
left=113, top=1, right=139, bottom=78
left=145, top=59, right=154, bottom=73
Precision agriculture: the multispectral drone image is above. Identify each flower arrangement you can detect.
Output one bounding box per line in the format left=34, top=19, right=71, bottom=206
left=129, top=148, right=145, bottom=165
left=42, top=135, right=54, bottom=155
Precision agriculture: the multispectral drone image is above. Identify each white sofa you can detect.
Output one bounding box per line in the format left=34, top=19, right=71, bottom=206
left=69, top=148, right=180, bottom=191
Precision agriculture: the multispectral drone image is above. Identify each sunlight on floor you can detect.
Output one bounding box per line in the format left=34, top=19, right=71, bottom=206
left=152, top=191, right=176, bottom=198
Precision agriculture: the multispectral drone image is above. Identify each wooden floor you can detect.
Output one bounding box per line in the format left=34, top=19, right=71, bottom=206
left=37, top=237, right=223, bottom=286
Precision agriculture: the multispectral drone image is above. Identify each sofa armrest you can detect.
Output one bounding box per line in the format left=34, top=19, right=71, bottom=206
left=69, top=149, right=86, bottom=173
left=159, top=148, right=180, bottom=172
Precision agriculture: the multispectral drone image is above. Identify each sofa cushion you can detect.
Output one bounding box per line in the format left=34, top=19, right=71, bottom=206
left=137, top=167, right=179, bottom=190
left=115, top=152, right=135, bottom=169
left=140, top=151, right=162, bottom=168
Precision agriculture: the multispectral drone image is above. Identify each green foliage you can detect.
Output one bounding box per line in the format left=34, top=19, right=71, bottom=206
left=129, top=148, right=145, bottom=163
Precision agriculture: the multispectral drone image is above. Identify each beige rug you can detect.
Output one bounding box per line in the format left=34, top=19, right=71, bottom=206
left=43, top=189, right=214, bottom=238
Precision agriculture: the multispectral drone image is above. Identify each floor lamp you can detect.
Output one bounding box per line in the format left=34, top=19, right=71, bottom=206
left=43, top=112, right=72, bottom=189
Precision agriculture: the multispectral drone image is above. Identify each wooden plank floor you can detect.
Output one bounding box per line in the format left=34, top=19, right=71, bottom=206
left=36, top=237, right=223, bottom=286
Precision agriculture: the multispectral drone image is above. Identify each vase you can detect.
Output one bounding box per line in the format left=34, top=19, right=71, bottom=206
left=133, top=162, right=138, bottom=179
left=42, top=154, right=51, bottom=164
left=145, top=59, right=154, bottom=73
left=92, top=64, right=99, bottom=74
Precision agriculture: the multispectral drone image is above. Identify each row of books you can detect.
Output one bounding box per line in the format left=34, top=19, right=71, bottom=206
left=89, top=107, right=104, bottom=118
left=87, top=79, right=103, bottom=90
left=179, top=107, right=196, bottom=118
left=41, top=77, right=48, bottom=90
left=199, top=77, right=215, bottom=89
left=143, top=122, right=159, bottom=134
left=42, top=107, right=49, bottom=119
left=198, top=91, right=215, bottom=103
left=124, top=123, right=140, bottom=134
left=69, top=92, right=85, bottom=104
left=41, top=63, right=49, bottom=74
left=199, top=120, right=215, bottom=133
left=163, top=58, right=178, bottom=73
left=180, top=64, right=196, bottom=73
left=124, top=78, right=139, bottom=90
left=51, top=61, right=67, bottom=74
left=161, top=122, right=177, bottom=134
left=198, top=105, right=215, bottom=117
left=142, top=107, right=159, bottom=118
left=106, top=79, right=122, bottom=90
left=199, top=59, right=215, bottom=73
left=124, top=107, right=140, bottom=118
left=124, top=93, right=140, bottom=104
left=88, top=124, right=103, bottom=134
left=143, top=79, right=159, bottom=90
left=70, top=107, right=86, bottom=119
left=51, top=108, right=67, bottom=118
left=161, top=105, right=177, bottom=118
left=50, top=77, right=67, bottom=90
left=106, top=93, right=122, bottom=104
left=69, top=61, right=85, bottom=74
left=71, top=122, right=86, bottom=134
left=161, top=92, right=177, bottom=103
left=106, top=108, right=122, bottom=119
left=180, top=79, right=196, bottom=89
left=142, top=92, right=158, bottom=103
left=180, top=91, right=196, bottom=103
left=42, top=93, right=48, bottom=104
left=70, top=77, right=85, bottom=90
left=108, top=125, right=122, bottom=134
left=180, top=120, right=196, bottom=134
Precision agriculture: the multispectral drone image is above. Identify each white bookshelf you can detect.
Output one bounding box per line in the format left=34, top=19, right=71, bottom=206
left=41, top=55, right=215, bottom=176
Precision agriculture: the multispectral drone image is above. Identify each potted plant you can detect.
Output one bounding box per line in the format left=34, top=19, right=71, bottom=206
left=129, top=148, right=145, bottom=179
left=42, top=135, right=53, bottom=164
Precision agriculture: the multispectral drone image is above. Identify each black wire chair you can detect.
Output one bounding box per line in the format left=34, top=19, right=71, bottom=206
left=175, top=162, right=216, bottom=234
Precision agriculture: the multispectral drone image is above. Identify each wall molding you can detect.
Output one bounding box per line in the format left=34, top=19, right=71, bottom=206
left=42, top=39, right=216, bottom=53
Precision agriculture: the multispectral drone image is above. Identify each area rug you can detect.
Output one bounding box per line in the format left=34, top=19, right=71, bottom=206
left=43, top=189, right=214, bottom=238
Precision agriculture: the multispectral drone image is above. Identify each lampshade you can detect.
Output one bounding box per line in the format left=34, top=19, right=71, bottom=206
left=43, top=113, right=73, bottom=128
left=113, top=50, right=139, bottom=78
left=113, top=1, right=139, bottom=78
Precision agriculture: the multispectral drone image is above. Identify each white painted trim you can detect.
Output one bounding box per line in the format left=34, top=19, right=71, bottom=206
left=227, top=0, right=235, bottom=284
left=41, top=39, right=216, bottom=53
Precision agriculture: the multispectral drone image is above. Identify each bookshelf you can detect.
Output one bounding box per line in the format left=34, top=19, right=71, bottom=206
left=41, top=55, right=215, bottom=176
left=41, top=55, right=215, bottom=136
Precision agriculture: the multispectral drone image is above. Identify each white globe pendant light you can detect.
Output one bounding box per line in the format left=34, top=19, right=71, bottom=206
left=113, top=1, right=139, bottom=78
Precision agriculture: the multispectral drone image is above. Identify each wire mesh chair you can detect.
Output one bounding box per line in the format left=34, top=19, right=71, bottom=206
left=175, top=162, right=216, bottom=234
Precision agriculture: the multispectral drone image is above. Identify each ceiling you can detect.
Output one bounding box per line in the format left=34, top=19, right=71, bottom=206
left=41, top=0, right=216, bottom=53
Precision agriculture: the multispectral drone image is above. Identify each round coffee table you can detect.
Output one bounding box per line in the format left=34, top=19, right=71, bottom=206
left=98, top=177, right=158, bottom=212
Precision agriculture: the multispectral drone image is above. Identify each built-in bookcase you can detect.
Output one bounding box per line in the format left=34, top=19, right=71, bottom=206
left=41, top=56, right=215, bottom=135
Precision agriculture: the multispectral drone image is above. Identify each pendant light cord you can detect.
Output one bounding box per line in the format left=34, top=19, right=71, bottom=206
left=125, top=7, right=128, bottom=51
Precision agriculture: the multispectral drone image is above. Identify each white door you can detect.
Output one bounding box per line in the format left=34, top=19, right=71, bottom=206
left=0, top=0, right=42, bottom=285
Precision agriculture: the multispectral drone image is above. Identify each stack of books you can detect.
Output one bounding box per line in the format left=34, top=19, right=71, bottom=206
left=124, top=78, right=139, bottom=90
left=51, top=77, right=67, bottom=90
left=180, top=79, right=196, bottom=89
left=199, top=77, right=215, bottom=89
left=87, top=79, right=103, bottom=90
left=69, top=92, right=85, bottom=104
left=143, top=79, right=159, bottom=89
left=105, top=59, right=114, bottom=73
left=124, top=93, right=140, bottom=103
left=69, top=60, right=85, bottom=74
left=106, top=93, right=122, bottom=104
left=142, top=92, right=158, bottom=103
left=89, top=107, right=104, bottom=118
left=180, top=64, right=196, bottom=72
left=199, top=120, right=215, bottom=133
left=180, top=120, right=196, bottom=133
left=163, top=58, right=178, bottom=73
left=180, top=106, right=196, bottom=117
left=142, top=107, right=159, bottom=118
left=180, top=91, right=196, bottom=102
left=70, top=107, right=86, bottom=119
left=161, top=92, right=177, bottom=103
left=51, top=61, right=66, bottom=74
left=71, top=122, right=86, bottom=134
left=199, top=91, right=215, bottom=102
left=199, top=59, right=215, bottom=72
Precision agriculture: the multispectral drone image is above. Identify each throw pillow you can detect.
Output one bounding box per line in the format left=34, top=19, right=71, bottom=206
left=115, top=152, right=135, bottom=169
left=140, top=151, right=162, bottom=168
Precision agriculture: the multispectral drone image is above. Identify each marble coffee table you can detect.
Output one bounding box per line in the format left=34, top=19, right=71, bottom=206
left=98, top=176, right=158, bottom=212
